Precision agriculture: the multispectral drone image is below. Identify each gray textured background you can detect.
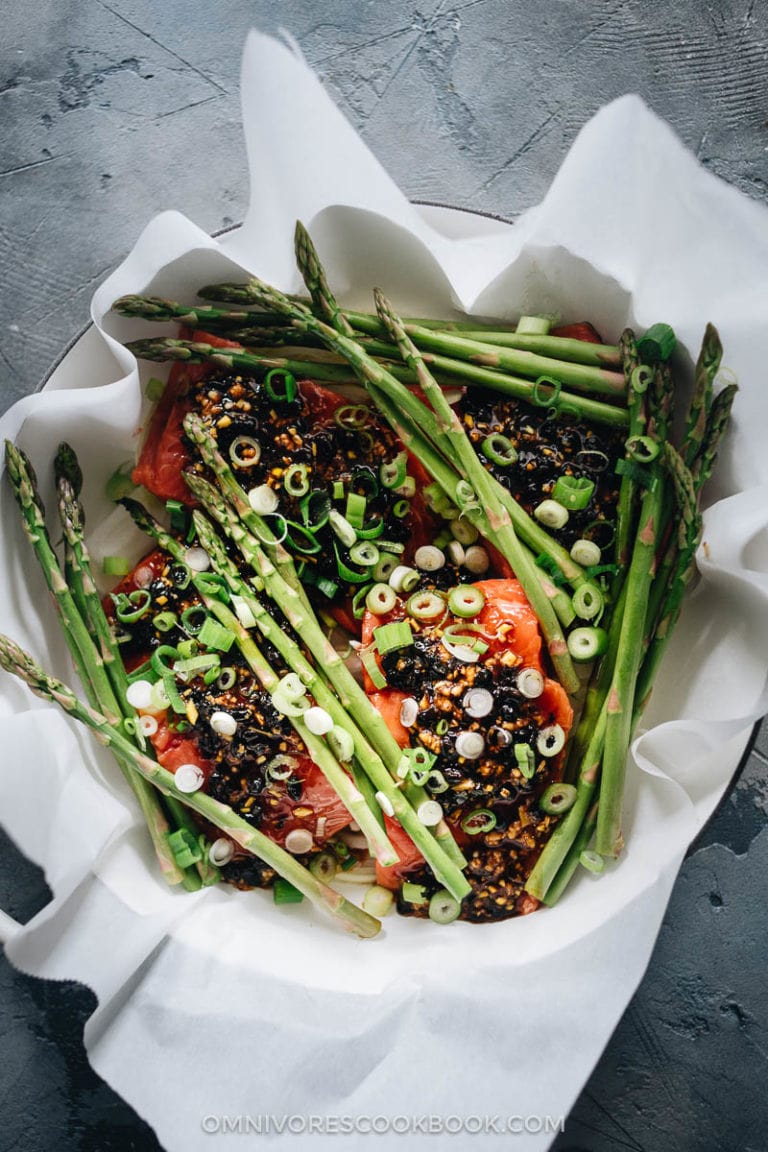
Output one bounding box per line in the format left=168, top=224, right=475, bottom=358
left=2, top=2, right=767, bottom=1150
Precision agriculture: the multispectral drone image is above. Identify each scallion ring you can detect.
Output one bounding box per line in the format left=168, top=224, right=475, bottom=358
left=567, top=626, right=608, bottom=662
left=283, top=463, right=310, bottom=497
left=428, top=889, right=461, bottom=924
left=406, top=590, right=445, bottom=621
left=152, top=611, right=177, bottom=633
left=481, top=432, right=518, bottom=467
left=112, top=589, right=152, bottom=624
left=460, top=808, right=497, bottom=835
left=534, top=499, right=569, bottom=529
left=570, top=538, right=602, bottom=567
left=532, top=375, right=562, bottom=408
left=540, top=782, right=577, bottom=814
left=392, top=499, right=410, bottom=519
left=448, top=584, right=485, bottom=618
left=626, top=434, right=660, bottom=463
left=181, top=605, right=208, bottom=635
left=580, top=849, right=605, bottom=874
left=449, top=518, right=479, bottom=546
left=264, top=368, right=297, bottom=403
left=380, top=452, right=408, bottom=489
left=349, top=540, right=379, bottom=567
left=334, top=403, right=371, bottom=431
left=537, top=725, right=566, bottom=758
left=372, top=554, right=398, bottom=583
left=228, top=435, right=261, bottom=468
left=572, top=583, right=604, bottom=621
left=514, top=743, right=536, bottom=778
left=552, top=475, right=595, bottom=510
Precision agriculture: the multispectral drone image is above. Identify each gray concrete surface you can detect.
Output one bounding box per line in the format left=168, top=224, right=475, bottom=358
left=1, top=2, right=767, bottom=1149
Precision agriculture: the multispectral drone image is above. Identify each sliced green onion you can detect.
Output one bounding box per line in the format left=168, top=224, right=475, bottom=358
left=327, top=726, right=355, bottom=762
left=112, top=589, right=152, bottom=624
left=389, top=565, right=419, bottom=594
left=401, top=881, right=428, bottom=905
left=266, top=754, right=298, bottom=781
left=567, top=626, right=608, bottom=662
left=392, top=499, right=410, bottom=519
left=580, top=849, right=605, bottom=874
left=414, top=545, right=445, bottom=571
left=315, top=576, right=340, bottom=599
left=265, top=368, right=297, bottom=403
left=309, top=852, right=338, bottom=882
left=570, top=538, right=602, bottom=567
left=516, top=315, right=551, bottom=335
left=145, top=376, right=166, bottom=402
left=534, top=500, right=569, bottom=529
left=363, top=886, right=394, bottom=917
left=426, top=769, right=449, bottom=794
left=165, top=498, right=187, bottom=532
left=454, top=479, right=478, bottom=511
left=626, top=434, right=660, bottom=463
left=377, top=540, right=406, bottom=555
left=435, top=718, right=449, bottom=736
left=448, top=584, right=485, bottom=618
left=334, top=544, right=369, bottom=585
left=441, top=622, right=490, bottom=663
left=334, top=403, right=371, bottom=430
left=273, top=878, right=304, bottom=904
left=361, top=646, right=387, bottom=689
left=351, top=466, right=379, bottom=500
left=380, top=452, right=408, bottom=489
left=366, top=583, right=396, bottom=615
left=423, top=482, right=452, bottom=515
left=372, top=554, right=398, bottom=583
left=217, top=667, right=236, bottom=691
left=449, top=519, right=479, bottom=546
left=532, top=376, right=562, bottom=408
left=637, top=322, right=676, bottom=363
left=393, top=475, right=416, bottom=499
left=231, top=594, right=256, bottom=629
left=248, top=484, right=279, bottom=515
left=514, top=743, right=536, bottom=779
left=161, top=670, right=186, bottom=715
left=552, top=475, right=595, bottom=510
left=332, top=480, right=345, bottom=501
left=537, top=725, right=566, bottom=758
left=481, top=433, right=518, bottom=467
left=283, top=463, right=310, bottom=497
left=356, top=515, right=385, bottom=540
left=105, top=461, right=136, bottom=501
left=540, top=782, right=577, bottom=814
left=406, top=591, right=445, bottom=621
left=229, top=436, right=261, bottom=468
left=168, top=827, right=203, bottom=869
left=352, top=583, right=374, bottom=620
left=460, top=808, right=497, bottom=835
left=428, top=889, right=460, bottom=924
left=300, top=489, right=330, bottom=530
left=196, top=572, right=230, bottom=603
left=173, top=654, right=220, bottom=679
left=150, top=645, right=180, bottom=678
left=374, top=621, right=414, bottom=655
left=329, top=508, right=357, bottom=547
left=103, top=556, right=131, bottom=577
left=181, top=605, right=208, bottom=635
left=197, top=617, right=235, bottom=653
left=572, top=583, right=604, bottom=621
left=284, top=520, right=322, bottom=555
left=345, top=491, right=367, bottom=529
left=152, top=611, right=177, bottom=633
left=169, top=563, right=191, bottom=590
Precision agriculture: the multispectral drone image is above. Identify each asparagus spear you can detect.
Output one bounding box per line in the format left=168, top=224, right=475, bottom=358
left=0, top=636, right=381, bottom=938
left=294, top=222, right=356, bottom=336
left=4, top=440, right=184, bottom=885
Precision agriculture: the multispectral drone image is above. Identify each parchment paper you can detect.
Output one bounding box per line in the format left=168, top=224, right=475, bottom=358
left=2, top=31, right=768, bottom=1152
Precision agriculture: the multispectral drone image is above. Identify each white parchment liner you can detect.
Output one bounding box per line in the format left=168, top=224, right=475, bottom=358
left=2, top=31, right=768, bottom=1152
